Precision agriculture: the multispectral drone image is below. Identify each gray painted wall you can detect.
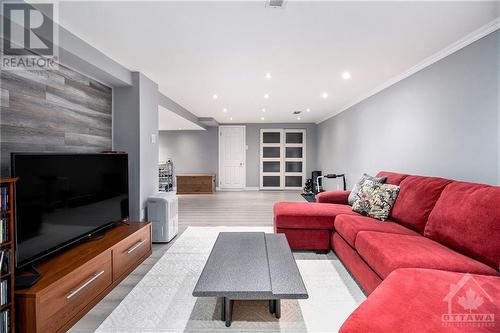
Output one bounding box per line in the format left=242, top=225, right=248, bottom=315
left=0, top=64, right=112, bottom=177
left=113, top=72, right=159, bottom=220
left=159, top=123, right=317, bottom=188
left=159, top=127, right=218, bottom=176
left=113, top=75, right=141, bottom=219
left=317, top=31, right=500, bottom=190
left=138, top=74, right=159, bottom=218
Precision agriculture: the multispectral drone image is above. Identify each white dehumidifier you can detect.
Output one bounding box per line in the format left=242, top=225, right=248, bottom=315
left=147, top=192, right=178, bottom=242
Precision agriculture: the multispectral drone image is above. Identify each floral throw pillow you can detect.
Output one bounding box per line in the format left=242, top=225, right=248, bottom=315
left=352, top=179, right=400, bottom=221
left=347, top=173, right=387, bottom=206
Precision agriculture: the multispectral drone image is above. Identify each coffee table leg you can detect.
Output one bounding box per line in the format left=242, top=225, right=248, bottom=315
left=269, top=300, right=275, bottom=314
left=225, top=297, right=232, bottom=327
left=221, top=297, right=226, bottom=321
left=275, top=299, right=281, bottom=319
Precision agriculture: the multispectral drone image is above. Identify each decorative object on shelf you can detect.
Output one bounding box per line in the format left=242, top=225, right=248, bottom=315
left=0, top=178, right=17, bottom=333
left=316, top=173, right=347, bottom=192
left=159, top=159, right=174, bottom=192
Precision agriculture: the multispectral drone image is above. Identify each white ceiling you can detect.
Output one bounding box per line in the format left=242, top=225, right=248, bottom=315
left=159, top=106, right=205, bottom=131
left=58, top=1, right=500, bottom=123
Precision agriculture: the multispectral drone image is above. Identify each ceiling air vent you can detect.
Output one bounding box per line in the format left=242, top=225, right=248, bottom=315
left=266, top=0, right=286, bottom=9
left=293, top=111, right=302, bottom=115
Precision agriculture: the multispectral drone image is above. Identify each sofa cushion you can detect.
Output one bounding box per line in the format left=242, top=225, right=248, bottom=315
left=332, top=232, right=383, bottom=294
left=340, top=268, right=500, bottom=333
left=273, top=202, right=358, bottom=230
left=275, top=228, right=330, bottom=250
left=335, top=214, right=419, bottom=247
left=352, top=180, right=400, bottom=221
left=316, top=190, right=350, bottom=204
left=424, top=181, right=500, bottom=270
left=390, top=175, right=452, bottom=234
left=355, top=232, right=499, bottom=278
left=375, top=171, right=409, bottom=185
left=347, top=173, right=387, bottom=205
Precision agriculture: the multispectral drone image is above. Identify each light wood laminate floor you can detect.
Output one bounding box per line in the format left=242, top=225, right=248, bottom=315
left=69, top=191, right=304, bottom=332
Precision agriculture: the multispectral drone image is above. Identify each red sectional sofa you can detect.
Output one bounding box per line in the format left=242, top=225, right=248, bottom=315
left=273, top=171, right=500, bottom=332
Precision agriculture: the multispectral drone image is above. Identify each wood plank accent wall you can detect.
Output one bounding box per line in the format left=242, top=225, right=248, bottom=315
left=0, top=64, right=112, bottom=176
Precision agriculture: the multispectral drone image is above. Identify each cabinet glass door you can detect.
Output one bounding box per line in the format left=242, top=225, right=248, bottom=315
left=260, top=129, right=284, bottom=189
left=283, top=129, right=306, bottom=190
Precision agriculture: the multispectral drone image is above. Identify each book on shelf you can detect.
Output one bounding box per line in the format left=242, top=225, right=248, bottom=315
left=0, top=308, right=9, bottom=333
left=0, top=280, right=7, bottom=306
left=0, top=250, right=9, bottom=275
left=0, top=187, right=8, bottom=212
left=0, top=218, right=8, bottom=244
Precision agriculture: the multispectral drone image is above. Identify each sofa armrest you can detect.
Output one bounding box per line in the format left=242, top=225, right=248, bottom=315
left=315, top=190, right=351, bottom=205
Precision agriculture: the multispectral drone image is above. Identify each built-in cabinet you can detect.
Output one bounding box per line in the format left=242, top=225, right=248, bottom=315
left=260, top=129, right=306, bottom=190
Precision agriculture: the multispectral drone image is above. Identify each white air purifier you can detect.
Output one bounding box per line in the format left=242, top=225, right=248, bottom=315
left=147, top=192, right=178, bottom=242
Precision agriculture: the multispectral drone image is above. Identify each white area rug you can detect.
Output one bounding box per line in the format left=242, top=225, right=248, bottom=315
left=96, top=227, right=366, bottom=333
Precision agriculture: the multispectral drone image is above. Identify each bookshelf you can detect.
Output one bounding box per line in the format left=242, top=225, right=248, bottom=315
left=0, top=178, right=17, bottom=333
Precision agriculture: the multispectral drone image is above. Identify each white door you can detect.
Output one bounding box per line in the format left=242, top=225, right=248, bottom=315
left=219, top=126, right=246, bottom=189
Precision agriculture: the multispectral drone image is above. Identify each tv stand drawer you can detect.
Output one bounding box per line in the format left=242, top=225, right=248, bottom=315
left=39, top=251, right=112, bottom=332
left=15, top=223, right=152, bottom=333
left=113, top=226, right=151, bottom=280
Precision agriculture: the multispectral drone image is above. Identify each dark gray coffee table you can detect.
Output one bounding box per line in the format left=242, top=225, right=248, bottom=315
left=192, top=232, right=308, bottom=327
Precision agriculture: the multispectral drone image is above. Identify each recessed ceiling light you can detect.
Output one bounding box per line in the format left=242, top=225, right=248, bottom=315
left=223, top=108, right=227, bottom=113
left=260, top=116, right=265, bottom=121
left=297, top=117, right=301, bottom=120
left=229, top=117, right=233, bottom=121
left=178, top=127, right=182, bottom=130
left=212, top=94, right=218, bottom=100
left=321, top=92, right=328, bottom=99
left=342, top=72, right=351, bottom=80
left=306, top=108, right=311, bottom=112
left=264, top=94, right=269, bottom=99
left=265, top=73, right=272, bottom=79
left=262, top=108, right=266, bottom=113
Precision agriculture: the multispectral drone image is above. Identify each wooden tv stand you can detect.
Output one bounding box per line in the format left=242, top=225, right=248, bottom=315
left=15, top=222, right=152, bottom=333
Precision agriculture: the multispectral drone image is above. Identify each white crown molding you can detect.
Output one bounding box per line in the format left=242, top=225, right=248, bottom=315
left=317, top=17, right=500, bottom=124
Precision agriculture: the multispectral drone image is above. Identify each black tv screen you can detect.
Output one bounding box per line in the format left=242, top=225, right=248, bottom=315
left=11, top=153, right=129, bottom=269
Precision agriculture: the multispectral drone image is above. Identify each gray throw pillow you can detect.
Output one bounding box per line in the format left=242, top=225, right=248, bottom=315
left=348, top=173, right=387, bottom=206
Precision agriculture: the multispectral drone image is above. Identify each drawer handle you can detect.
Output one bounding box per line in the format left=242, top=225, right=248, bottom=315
left=127, top=239, right=146, bottom=254
left=66, top=270, right=105, bottom=299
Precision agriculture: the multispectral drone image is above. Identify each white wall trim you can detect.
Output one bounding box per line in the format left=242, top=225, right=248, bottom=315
left=317, top=18, right=500, bottom=124
left=216, top=187, right=258, bottom=191
left=245, top=186, right=260, bottom=191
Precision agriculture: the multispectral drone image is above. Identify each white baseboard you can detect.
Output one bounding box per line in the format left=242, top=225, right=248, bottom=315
left=216, top=187, right=260, bottom=191
left=244, top=187, right=259, bottom=191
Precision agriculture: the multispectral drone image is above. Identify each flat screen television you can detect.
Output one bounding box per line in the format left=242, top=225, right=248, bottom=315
left=11, top=153, right=129, bottom=269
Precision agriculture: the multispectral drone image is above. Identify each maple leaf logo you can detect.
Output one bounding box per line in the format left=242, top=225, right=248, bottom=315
left=457, top=288, right=484, bottom=312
